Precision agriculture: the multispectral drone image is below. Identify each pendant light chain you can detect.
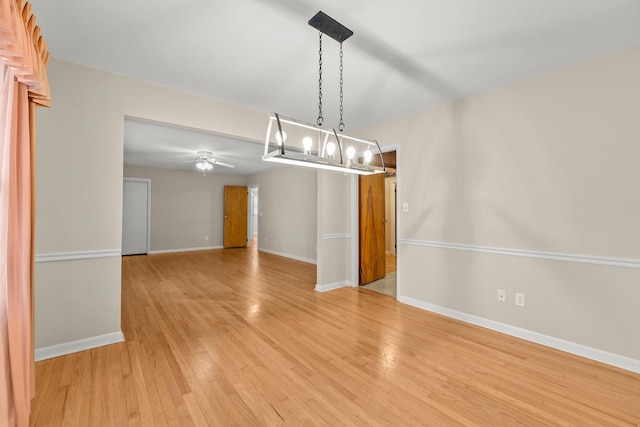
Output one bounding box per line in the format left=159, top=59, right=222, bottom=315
left=317, top=32, right=324, bottom=126
left=339, top=42, right=345, bottom=131
left=316, top=22, right=348, bottom=131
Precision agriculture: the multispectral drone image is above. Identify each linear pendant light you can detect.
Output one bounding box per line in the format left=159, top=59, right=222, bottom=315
left=262, top=11, right=385, bottom=175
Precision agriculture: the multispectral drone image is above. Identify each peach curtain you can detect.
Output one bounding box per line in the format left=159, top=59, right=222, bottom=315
left=1, top=0, right=50, bottom=425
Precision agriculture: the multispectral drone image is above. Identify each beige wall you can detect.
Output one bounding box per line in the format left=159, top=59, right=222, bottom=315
left=247, top=167, right=317, bottom=263
left=124, top=166, right=247, bottom=251
left=35, top=59, right=268, bottom=352
left=360, top=45, right=640, bottom=362
left=316, top=171, right=354, bottom=290
left=34, top=257, right=121, bottom=349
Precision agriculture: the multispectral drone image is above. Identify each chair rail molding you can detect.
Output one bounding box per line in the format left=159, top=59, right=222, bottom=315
left=400, top=239, right=640, bottom=269
left=35, top=249, right=122, bottom=263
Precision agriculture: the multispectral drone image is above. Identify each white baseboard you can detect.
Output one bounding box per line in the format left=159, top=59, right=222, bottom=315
left=35, top=331, right=125, bottom=361
left=315, top=281, right=351, bottom=292
left=148, top=245, right=222, bottom=254
left=398, top=296, right=640, bottom=374
left=258, top=248, right=317, bottom=265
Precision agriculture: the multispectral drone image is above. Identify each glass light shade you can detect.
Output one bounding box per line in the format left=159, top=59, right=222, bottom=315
left=196, top=160, right=213, bottom=171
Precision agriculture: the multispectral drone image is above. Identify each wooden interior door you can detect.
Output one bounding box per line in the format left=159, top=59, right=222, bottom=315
left=224, top=186, right=248, bottom=248
left=359, top=174, right=386, bottom=285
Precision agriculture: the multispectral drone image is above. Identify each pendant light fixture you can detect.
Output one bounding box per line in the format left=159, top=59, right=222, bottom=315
left=262, top=11, right=385, bottom=175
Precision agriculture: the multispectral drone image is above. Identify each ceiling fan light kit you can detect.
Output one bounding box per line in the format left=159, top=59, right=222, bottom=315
left=194, top=151, right=235, bottom=172
left=262, top=11, right=385, bottom=175
left=195, top=160, right=213, bottom=171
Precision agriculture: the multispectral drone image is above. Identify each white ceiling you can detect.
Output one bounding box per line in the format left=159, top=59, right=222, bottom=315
left=123, top=118, right=283, bottom=174
left=31, top=0, right=640, bottom=174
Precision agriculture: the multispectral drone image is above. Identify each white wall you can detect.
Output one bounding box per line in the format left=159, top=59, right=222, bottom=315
left=35, top=58, right=268, bottom=355
left=123, top=166, right=246, bottom=252
left=247, top=167, right=317, bottom=264
left=359, top=45, right=640, bottom=366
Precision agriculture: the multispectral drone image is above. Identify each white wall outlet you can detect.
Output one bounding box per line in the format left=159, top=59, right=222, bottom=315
left=497, top=289, right=506, bottom=302
left=402, top=202, right=409, bottom=212
left=204, top=235, right=208, bottom=241
left=515, top=293, right=525, bottom=307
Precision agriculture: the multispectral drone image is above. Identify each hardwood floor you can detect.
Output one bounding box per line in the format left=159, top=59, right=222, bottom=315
left=31, top=248, right=640, bottom=425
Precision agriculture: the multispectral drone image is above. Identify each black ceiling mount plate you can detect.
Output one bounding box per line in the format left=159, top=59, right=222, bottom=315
left=308, top=11, right=353, bottom=43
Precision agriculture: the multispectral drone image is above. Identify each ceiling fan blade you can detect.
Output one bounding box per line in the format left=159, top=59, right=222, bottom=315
left=212, top=160, right=235, bottom=168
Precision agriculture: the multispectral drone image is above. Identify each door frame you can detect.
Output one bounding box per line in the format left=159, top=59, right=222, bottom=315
left=123, top=177, right=151, bottom=254
left=247, top=185, right=259, bottom=247
left=350, top=144, right=400, bottom=293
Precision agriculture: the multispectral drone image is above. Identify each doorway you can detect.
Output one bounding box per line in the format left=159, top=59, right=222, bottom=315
left=122, top=178, right=150, bottom=255
left=360, top=149, right=398, bottom=297
left=223, top=186, right=248, bottom=248
left=248, top=186, right=259, bottom=248
left=359, top=173, right=386, bottom=285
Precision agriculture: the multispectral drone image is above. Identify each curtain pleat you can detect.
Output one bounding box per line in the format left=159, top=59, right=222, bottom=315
left=1, top=68, right=32, bottom=427
left=1, top=0, right=50, bottom=425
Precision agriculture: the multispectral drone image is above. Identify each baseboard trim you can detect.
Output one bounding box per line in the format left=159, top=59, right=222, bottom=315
left=148, top=246, right=223, bottom=254
left=258, top=248, right=317, bottom=265
left=35, top=249, right=121, bottom=263
left=35, top=331, right=125, bottom=361
left=400, top=239, right=640, bottom=269
left=315, top=281, right=351, bottom=292
left=398, top=296, right=640, bottom=374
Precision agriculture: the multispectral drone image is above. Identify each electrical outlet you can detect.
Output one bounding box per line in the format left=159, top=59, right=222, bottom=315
left=402, top=202, right=409, bottom=212
left=497, top=289, right=506, bottom=302
left=204, top=236, right=208, bottom=241
left=515, top=293, right=525, bottom=307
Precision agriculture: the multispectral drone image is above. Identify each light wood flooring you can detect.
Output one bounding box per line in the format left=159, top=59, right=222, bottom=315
left=31, top=248, right=640, bottom=425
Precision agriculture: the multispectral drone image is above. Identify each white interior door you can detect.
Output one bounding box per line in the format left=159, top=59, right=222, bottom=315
left=123, top=179, right=149, bottom=255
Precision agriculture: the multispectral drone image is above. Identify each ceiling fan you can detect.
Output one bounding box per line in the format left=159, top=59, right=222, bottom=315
left=192, top=151, right=235, bottom=171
